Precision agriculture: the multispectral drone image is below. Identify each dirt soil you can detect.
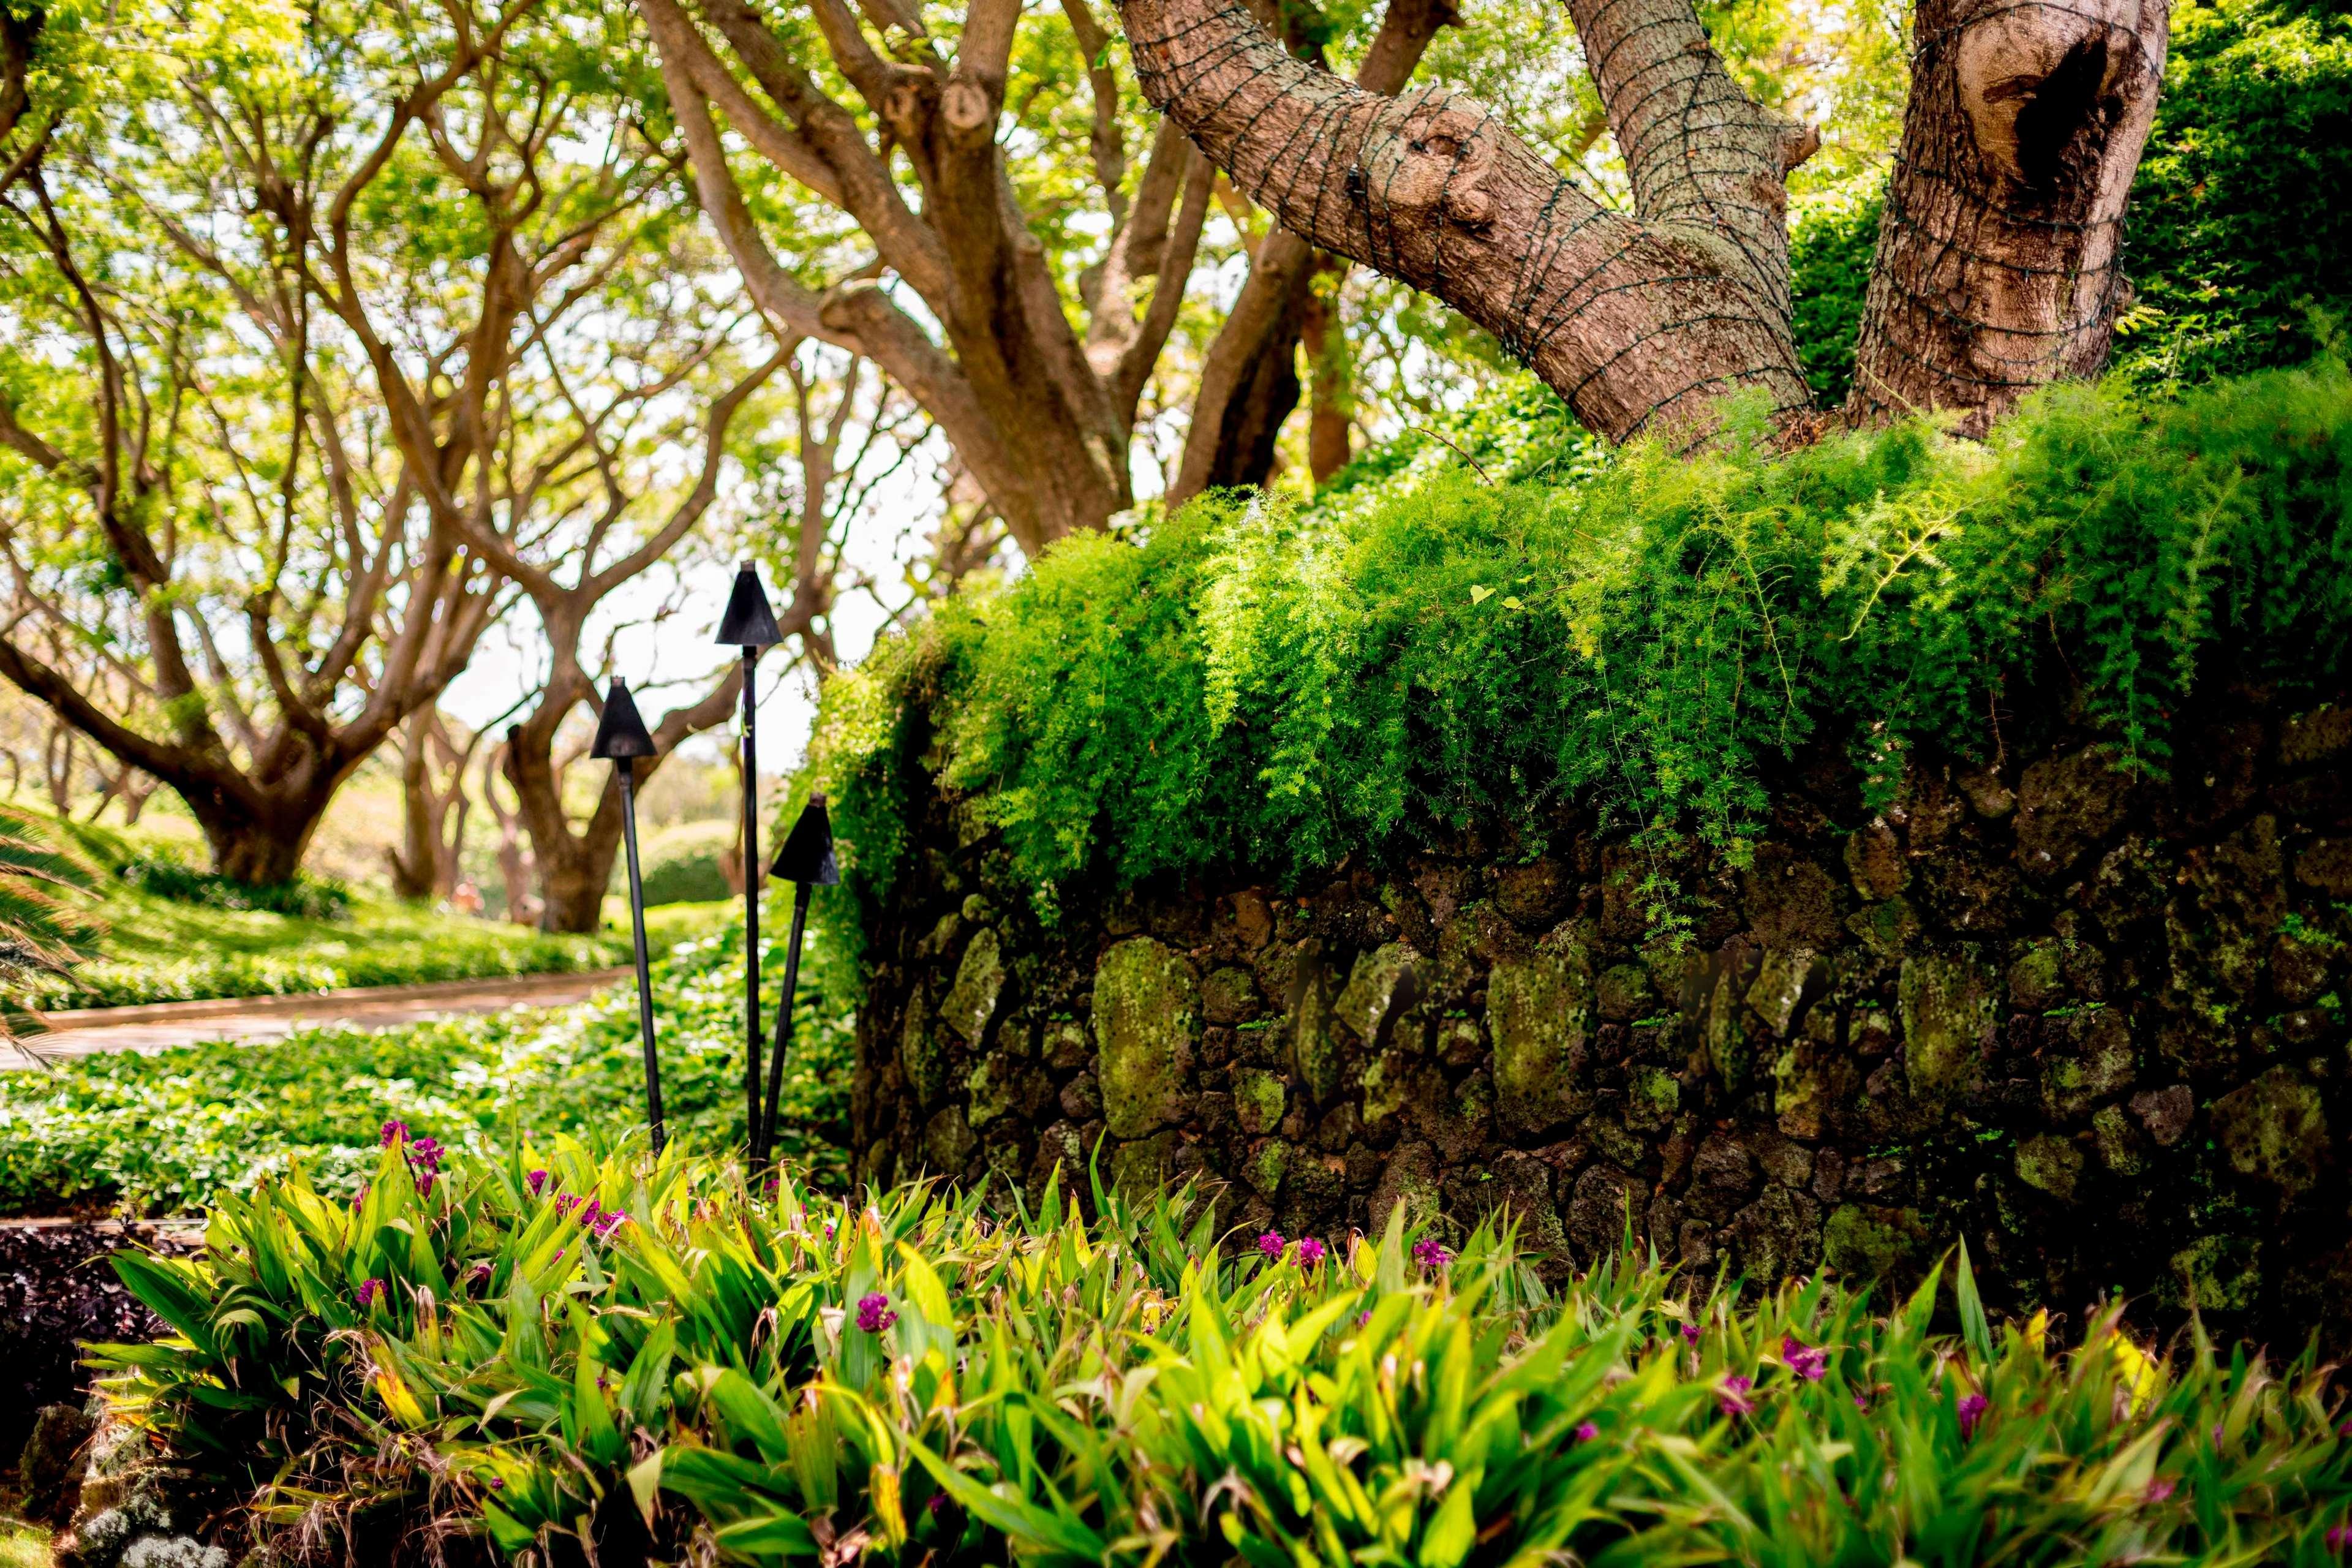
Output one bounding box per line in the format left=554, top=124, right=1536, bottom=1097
left=1, top=1224, right=197, bottom=1469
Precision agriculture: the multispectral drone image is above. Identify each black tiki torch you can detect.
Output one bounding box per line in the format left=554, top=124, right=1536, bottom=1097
left=755, top=794, right=839, bottom=1172
left=590, top=677, right=665, bottom=1153
left=715, top=562, right=783, bottom=1158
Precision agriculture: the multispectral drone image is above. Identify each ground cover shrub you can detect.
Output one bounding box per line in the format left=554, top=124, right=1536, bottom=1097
left=0, top=922, right=851, bottom=1215
left=113, top=854, right=354, bottom=921
left=803, top=366, right=2352, bottom=950
left=638, top=821, right=737, bottom=907
left=86, top=1132, right=2352, bottom=1568
left=5, top=893, right=723, bottom=1011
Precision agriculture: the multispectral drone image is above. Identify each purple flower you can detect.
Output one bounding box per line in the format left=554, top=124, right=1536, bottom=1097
left=464, top=1261, right=493, bottom=1289
left=1782, top=1336, right=1828, bottom=1382
left=856, top=1292, right=897, bottom=1333
left=925, top=1493, right=946, bottom=1518
left=2339, top=1419, right=2352, bottom=1439
left=1680, top=1322, right=1702, bottom=1346
left=2330, top=1524, right=2352, bottom=1551
left=1718, top=1375, right=1755, bottom=1418
left=1412, top=1238, right=1452, bottom=1272
left=526, top=1169, right=549, bottom=1196
left=1853, top=1392, right=1871, bottom=1412
left=1357, top=1310, right=1373, bottom=1326
left=1573, top=1421, right=1599, bottom=1444
left=414, top=1171, right=435, bottom=1199
left=1258, top=1231, right=1287, bottom=1261
left=488, top=1477, right=505, bottom=1491
left=1295, top=1237, right=1327, bottom=1267
left=2145, top=1477, right=2177, bottom=1504
left=355, top=1278, right=386, bottom=1310
left=379, top=1120, right=410, bottom=1147
left=1958, top=1393, right=1989, bottom=1439
left=593, top=1208, right=628, bottom=1240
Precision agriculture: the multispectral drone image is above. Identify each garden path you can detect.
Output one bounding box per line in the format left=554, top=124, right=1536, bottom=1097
left=17, top=968, right=628, bottom=1060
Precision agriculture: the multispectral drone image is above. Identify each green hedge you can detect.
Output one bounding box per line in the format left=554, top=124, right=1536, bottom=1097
left=95, top=1139, right=2352, bottom=1567
left=802, top=367, right=2352, bottom=954
left=638, top=820, right=737, bottom=907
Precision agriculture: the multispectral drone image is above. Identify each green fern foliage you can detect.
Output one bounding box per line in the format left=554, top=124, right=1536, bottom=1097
left=803, top=368, right=2352, bottom=948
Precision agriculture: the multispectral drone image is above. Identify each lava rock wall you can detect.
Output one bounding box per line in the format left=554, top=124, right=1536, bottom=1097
left=850, top=695, right=2352, bottom=1342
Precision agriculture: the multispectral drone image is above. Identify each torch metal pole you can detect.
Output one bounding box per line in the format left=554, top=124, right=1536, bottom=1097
left=618, top=766, right=665, bottom=1154
left=755, top=880, right=812, bottom=1169
left=738, top=649, right=763, bottom=1152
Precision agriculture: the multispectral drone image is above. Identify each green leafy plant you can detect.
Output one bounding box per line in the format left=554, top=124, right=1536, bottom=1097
left=804, top=367, right=2352, bottom=959
left=0, top=922, right=851, bottom=1214
left=114, top=853, right=353, bottom=921
left=88, top=1137, right=2352, bottom=1567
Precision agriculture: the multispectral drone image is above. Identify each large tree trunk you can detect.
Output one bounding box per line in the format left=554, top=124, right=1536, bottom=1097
left=1170, top=0, right=1453, bottom=504
left=1846, top=0, right=2167, bottom=432
left=190, top=799, right=322, bottom=886
left=501, top=723, right=629, bottom=935
left=1118, top=0, right=2169, bottom=447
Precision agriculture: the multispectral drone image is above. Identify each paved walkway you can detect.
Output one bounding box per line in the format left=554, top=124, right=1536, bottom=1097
left=18, top=967, right=629, bottom=1060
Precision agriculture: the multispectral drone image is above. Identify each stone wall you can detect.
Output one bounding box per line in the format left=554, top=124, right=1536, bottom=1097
left=850, top=692, right=2352, bottom=1343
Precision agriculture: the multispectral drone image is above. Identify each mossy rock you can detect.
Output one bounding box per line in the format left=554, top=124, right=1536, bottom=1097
left=2039, top=1008, right=2135, bottom=1122
left=1333, top=943, right=1419, bottom=1046
left=1109, top=1132, right=1180, bottom=1196
left=939, top=928, right=1006, bottom=1046
left=964, top=1055, right=1016, bottom=1129
left=1625, top=1065, right=1680, bottom=1134
left=1091, top=937, right=1199, bottom=1138
left=1232, top=1067, right=1287, bottom=1136
left=2015, top=1133, right=2085, bottom=1200
left=1491, top=944, right=1594, bottom=1136
left=900, top=1000, right=948, bottom=1108
left=1899, top=954, right=1998, bottom=1106
left=1821, top=1203, right=1932, bottom=1282
left=2211, top=1066, right=2329, bottom=1197
left=2164, top=1234, right=2262, bottom=1313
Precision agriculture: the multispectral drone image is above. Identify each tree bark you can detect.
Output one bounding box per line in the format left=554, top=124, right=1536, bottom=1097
left=1172, top=0, right=1453, bottom=504
left=1120, top=0, right=2168, bottom=447
left=1845, top=0, right=2168, bottom=432
left=502, top=666, right=744, bottom=934
left=1120, top=0, right=1818, bottom=448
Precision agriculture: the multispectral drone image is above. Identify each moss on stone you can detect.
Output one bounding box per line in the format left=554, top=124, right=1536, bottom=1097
left=1772, top=1041, right=1827, bottom=1140
left=1491, top=944, right=1593, bottom=1136
left=923, top=1106, right=976, bottom=1170
left=1821, top=1203, right=1929, bottom=1281
left=964, top=1055, right=1015, bottom=1129
left=938, top=928, right=1006, bottom=1046
left=2015, top=1133, right=2085, bottom=1199
left=2040, top=1009, right=2135, bottom=1122
left=2212, top=1066, right=2329, bottom=1197
left=1091, top=936, right=1199, bottom=1138
left=1232, top=1067, right=1287, bottom=1136
left=1109, top=1131, right=1178, bottom=1196
left=1334, top=943, right=1419, bottom=1045
left=1291, top=952, right=1344, bottom=1104
left=1899, top=954, right=1998, bottom=1106
left=1746, top=946, right=1822, bottom=1038
left=2091, top=1103, right=2146, bottom=1175
left=1245, top=1137, right=1291, bottom=1196
left=1202, top=964, right=1260, bottom=1023
left=1626, top=1065, right=1679, bottom=1134
left=2164, top=1233, right=2262, bottom=1312
left=900, top=1000, right=948, bottom=1108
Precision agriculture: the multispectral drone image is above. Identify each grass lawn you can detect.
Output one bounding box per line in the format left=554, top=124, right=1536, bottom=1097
left=12, top=889, right=729, bottom=1011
